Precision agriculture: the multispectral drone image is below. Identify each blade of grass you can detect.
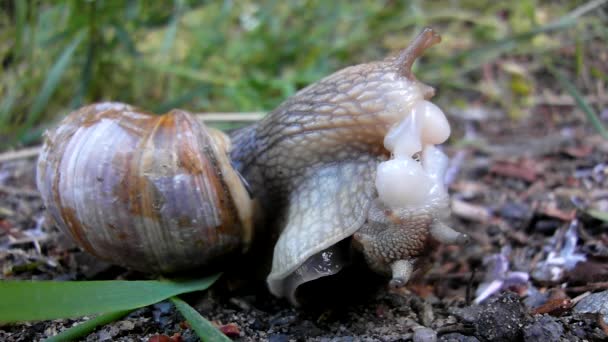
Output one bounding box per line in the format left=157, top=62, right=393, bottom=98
left=170, top=296, right=230, bottom=342
left=44, top=309, right=134, bottom=342
left=72, top=1, right=97, bottom=109
left=160, top=0, right=183, bottom=59
left=422, top=0, right=608, bottom=80
left=16, top=126, right=48, bottom=147
left=155, top=84, right=211, bottom=113
left=0, top=80, right=20, bottom=127
left=548, top=65, right=608, bottom=140
left=588, top=209, right=608, bottom=222
left=113, top=23, right=139, bottom=56
left=141, top=63, right=233, bottom=86
left=25, top=30, right=85, bottom=130
left=13, top=0, right=27, bottom=58
left=0, top=274, right=221, bottom=322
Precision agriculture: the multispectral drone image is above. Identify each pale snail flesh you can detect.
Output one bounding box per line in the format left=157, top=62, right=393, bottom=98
left=37, top=28, right=467, bottom=306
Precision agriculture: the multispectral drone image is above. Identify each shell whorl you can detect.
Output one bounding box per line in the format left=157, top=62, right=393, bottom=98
left=37, top=103, right=253, bottom=273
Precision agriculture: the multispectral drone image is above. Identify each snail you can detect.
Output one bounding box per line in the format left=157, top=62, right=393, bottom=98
left=36, top=104, right=255, bottom=273
left=37, top=28, right=467, bottom=306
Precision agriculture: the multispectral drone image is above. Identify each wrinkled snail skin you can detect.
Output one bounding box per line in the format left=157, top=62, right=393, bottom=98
left=37, top=28, right=467, bottom=306
left=229, top=28, right=467, bottom=305
left=36, top=103, right=254, bottom=273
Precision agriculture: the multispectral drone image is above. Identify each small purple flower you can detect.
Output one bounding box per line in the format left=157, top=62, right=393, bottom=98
left=474, top=246, right=529, bottom=304
left=532, top=220, right=586, bottom=282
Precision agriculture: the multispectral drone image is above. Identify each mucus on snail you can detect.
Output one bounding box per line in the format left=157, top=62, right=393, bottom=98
left=37, top=28, right=467, bottom=306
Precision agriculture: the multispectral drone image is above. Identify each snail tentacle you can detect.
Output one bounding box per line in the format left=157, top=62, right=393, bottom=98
left=389, top=259, right=415, bottom=289
left=430, top=220, right=469, bottom=245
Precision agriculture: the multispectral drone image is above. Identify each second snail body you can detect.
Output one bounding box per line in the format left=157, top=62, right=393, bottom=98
left=37, top=29, right=467, bottom=305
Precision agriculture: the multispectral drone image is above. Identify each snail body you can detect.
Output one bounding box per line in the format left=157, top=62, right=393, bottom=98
left=230, top=29, right=465, bottom=304
left=37, top=29, right=466, bottom=305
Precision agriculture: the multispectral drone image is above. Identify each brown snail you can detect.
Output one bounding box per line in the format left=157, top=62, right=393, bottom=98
left=37, top=28, right=467, bottom=305
left=36, top=104, right=255, bottom=273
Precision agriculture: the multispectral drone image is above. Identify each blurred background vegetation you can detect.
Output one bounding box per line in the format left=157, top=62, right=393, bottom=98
left=0, top=0, right=606, bottom=149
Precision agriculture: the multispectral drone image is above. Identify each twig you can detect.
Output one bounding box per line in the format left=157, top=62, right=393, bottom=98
left=465, top=268, right=476, bottom=306
left=194, top=112, right=265, bottom=121
left=0, top=185, right=41, bottom=198
left=0, top=112, right=266, bottom=162
left=450, top=199, right=492, bottom=222
left=536, top=93, right=601, bottom=106
left=565, top=0, right=608, bottom=19
left=437, top=323, right=475, bottom=335
left=567, top=282, right=608, bottom=293
left=0, top=146, right=42, bottom=163
left=571, top=291, right=591, bottom=305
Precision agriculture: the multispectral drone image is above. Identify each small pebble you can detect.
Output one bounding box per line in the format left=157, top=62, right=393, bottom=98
left=499, top=202, right=530, bottom=220
left=219, top=323, right=241, bottom=338
left=413, top=327, right=437, bottom=342
left=268, top=333, right=290, bottom=342
left=573, top=290, right=608, bottom=323
left=522, top=315, right=563, bottom=342
left=440, top=333, right=480, bottom=342
left=454, top=293, right=526, bottom=342
left=148, top=335, right=172, bottom=342
left=269, top=314, right=297, bottom=327
left=250, top=318, right=266, bottom=331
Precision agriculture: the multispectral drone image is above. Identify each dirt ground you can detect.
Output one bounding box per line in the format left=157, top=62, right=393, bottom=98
left=1, top=106, right=608, bottom=341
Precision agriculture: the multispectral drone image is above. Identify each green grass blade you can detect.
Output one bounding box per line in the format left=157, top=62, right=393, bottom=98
left=160, top=0, right=183, bottom=59
left=155, top=84, right=210, bottom=113
left=170, top=296, right=230, bottom=342
left=141, top=63, right=231, bottom=85
left=26, top=30, right=85, bottom=128
left=44, top=309, right=133, bottom=342
left=588, top=209, right=608, bottom=222
left=0, top=81, right=20, bottom=128
left=13, top=0, right=27, bottom=57
left=0, top=274, right=221, bottom=323
left=549, top=66, right=608, bottom=140
left=71, top=2, right=97, bottom=109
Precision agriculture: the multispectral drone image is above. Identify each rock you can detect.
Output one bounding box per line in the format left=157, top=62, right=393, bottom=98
left=413, top=327, right=437, bottom=342
left=499, top=202, right=531, bottom=220
left=440, top=333, right=480, bottom=342
left=250, top=318, right=266, bottom=331
left=269, top=313, right=297, bottom=327
left=522, top=315, right=563, bottom=342
left=318, top=337, right=355, bottom=342
left=219, top=323, right=241, bottom=338
left=454, top=293, right=527, bottom=342
left=573, top=290, right=608, bottom=323
left=291, top=319, right=323, bottom=337
left=148, top=335, right=174, bottom=342
left=268, top=333, right=290, bottom=342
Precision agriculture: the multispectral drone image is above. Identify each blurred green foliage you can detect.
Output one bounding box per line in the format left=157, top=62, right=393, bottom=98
left=0, top=0, right=606, bottom=148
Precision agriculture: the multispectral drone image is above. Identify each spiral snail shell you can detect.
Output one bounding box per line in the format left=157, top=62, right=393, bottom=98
left=37, top=28, right=467, bottom=305
left=37, top=103, right=254, bottom=273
